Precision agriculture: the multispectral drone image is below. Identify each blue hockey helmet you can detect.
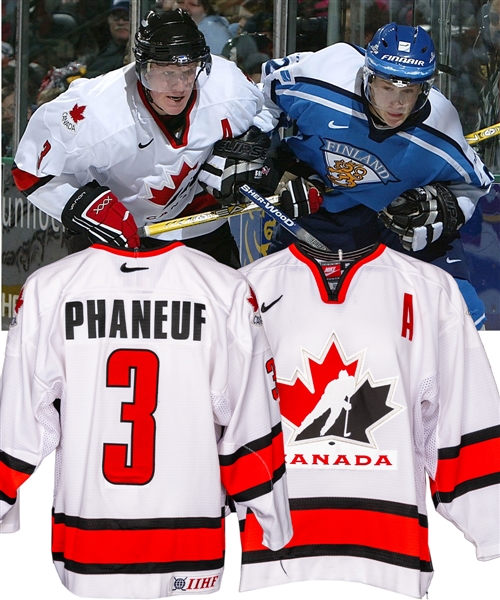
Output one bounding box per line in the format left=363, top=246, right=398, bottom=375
left=364, top=23, right=436, bottom=113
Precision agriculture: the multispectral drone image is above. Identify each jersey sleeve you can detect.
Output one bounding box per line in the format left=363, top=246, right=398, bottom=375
left=12, top=76, right=136, bottom=220
left=253, top=53, right=311, bottom=133
left=0, top=280, right=63, bottom=528
left=425, top=284, right=500, bottom=560
left=214, top=281, right=292, bottom=552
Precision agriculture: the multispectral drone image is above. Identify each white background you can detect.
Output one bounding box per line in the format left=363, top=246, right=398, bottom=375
left=0, top=328, right=499, bottom=600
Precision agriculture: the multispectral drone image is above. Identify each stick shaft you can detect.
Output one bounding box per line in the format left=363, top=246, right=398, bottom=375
left=465, top=122, right=500, bottom=145
left=138, top=195, right=279, bottom=237
left=239, top=184, right=330, bottom=251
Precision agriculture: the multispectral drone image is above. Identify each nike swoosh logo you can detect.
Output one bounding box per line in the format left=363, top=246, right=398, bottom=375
left=120, top=263, right=149, bottom=273
left=261, top=295, right=283, bottom=313
left=138, top=139, right=154, bottom=149
left=328, top=121, right=348, bottom=129
left=446, top=258, right=462, bottom=264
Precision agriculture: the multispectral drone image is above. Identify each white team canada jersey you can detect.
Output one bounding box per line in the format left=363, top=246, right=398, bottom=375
left=0, top=243, right=292, bottom=598
left=240, top=244, right=500, bottom=599
left=13, top=58, right=263, bottom=239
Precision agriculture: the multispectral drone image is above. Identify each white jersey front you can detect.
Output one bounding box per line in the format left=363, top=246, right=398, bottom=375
left=0, top=243, right=292, bottom=598
left=13, top=58, right=263, bottom=239
left=240, top=244, right=500, bottom=598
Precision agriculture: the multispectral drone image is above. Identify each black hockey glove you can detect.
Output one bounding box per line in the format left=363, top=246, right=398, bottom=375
left=198, top=126, right=282, bottom=205
left=279, top=176, right=324, bottom=218
left=62, top=182, right=140, bottom=248
left=379, top=183, right=465, bottom=251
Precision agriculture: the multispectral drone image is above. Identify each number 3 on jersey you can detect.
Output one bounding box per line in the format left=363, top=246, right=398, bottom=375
left=103, top=349, right=159, bottom=485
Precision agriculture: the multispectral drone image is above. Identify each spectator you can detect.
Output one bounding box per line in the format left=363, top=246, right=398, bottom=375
left=2, top=83, right=34, bottom=157
left=155, top=0, right=179, bottom=9
left=176, top=0, right=232, bottom=55
left=85, top=0, right=131, bottom=78
left=221, top=31, right=272, bottom=82
left=474, top=0, right=500, bottom=172
left=238, top=0, right=272, bottom=38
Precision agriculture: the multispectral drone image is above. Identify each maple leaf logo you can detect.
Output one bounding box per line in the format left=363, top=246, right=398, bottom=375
left=69, top=104, right=86, bottom=123
left=148, top=162, right=198, bottom=206
left=10, top=286, right=25, bottom=327
left=278, top=334, right=400, bottom=448
left=14, top=287, right=25, bottom=315
left=247, top=287, right=259, bottom=312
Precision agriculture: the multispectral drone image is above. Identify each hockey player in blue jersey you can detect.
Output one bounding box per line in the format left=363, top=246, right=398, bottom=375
left=201, top=23, right=493, bottom=328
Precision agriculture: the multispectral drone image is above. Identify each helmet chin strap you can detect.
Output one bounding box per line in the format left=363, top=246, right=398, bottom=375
left=144, top=87, right=169, bottom=115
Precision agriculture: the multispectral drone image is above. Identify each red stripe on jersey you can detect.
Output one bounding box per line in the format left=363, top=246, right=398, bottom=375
left=242, top=507, right=430, bottom=563
left=430, top=437, right=500, bottom=494
left=12, top=166, right=41, bottom=192
left=51, top=518, right=225, bottom=565
left=0, top=462, right=32, bottom=500
left=220, top=430, right=285, bottom=497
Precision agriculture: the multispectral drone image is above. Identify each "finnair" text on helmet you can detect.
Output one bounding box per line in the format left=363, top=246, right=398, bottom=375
left=381, top=55, right=426, bottom=65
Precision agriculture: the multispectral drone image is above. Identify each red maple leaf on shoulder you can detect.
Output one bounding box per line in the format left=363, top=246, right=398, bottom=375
left=14, top=287, right=25, bottom=315
left=69, top=104, right=86, bottom=123
left=247, top=287, right=259, bottom=312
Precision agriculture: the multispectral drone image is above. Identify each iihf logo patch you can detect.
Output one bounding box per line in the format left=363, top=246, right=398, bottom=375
left=172, top=577, right=188, bottom=592
left=170, top=575, right=220, bottom=593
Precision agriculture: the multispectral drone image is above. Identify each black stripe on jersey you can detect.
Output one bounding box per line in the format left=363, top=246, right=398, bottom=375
left=294, top=76, right=360, bottom=103
left=437, top=425, right=500, bottom=459
left=0, top=491, right=16, bottom=505
left=289, top=497, right=428, bottom=525
left=417, top=122, right=475, bottom=163
left=231, top=462, right=286, bottom=504
left=218, top=422, right=283, bottom=466
left=0, top=450, right=36, bottom=475
left=52, top=553, right=225, bottom=575
left=432, top=472, right=500, bottom=506
left=52, top=509, right=224, bottom=531
left=242, top=544, right=433, bottom=572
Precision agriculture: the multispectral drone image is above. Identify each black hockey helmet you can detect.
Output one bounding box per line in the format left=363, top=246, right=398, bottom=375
left=134, top=9, right=211, bottom=86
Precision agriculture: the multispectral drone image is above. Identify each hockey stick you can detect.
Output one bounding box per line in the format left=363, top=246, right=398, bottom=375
left=137, top=195, right=279, bottom=237
left=465, top=122, right=500, bottom=145
left=238, top=184, right=330, bottom=251
left=138, top=184, right=330, bottom=250
left=343, top=395, right=352, bottom=438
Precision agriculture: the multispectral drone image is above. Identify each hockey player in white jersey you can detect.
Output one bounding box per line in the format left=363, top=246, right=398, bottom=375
left=0, top=241, right=292, bottom=598
left=12, top=9, right=266, bottom=267
left=239, top=241, right=500, bottom=599
left=205, top=23, right=493, bottom=325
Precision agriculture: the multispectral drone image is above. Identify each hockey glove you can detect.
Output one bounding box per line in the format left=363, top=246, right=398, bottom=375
left=379, top=183, right=465, bottom=251
left=279, top=176, right=324, bottom=218
left=62, top=183, right=140, bottom=248
left=198, top=126, right=282, bottom=205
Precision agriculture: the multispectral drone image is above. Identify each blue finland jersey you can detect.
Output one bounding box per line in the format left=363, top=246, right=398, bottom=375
left=258, top=43, right=492, bottom=214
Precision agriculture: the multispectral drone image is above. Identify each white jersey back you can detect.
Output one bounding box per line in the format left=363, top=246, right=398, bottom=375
left=0, top=243, right=292, bottom=598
